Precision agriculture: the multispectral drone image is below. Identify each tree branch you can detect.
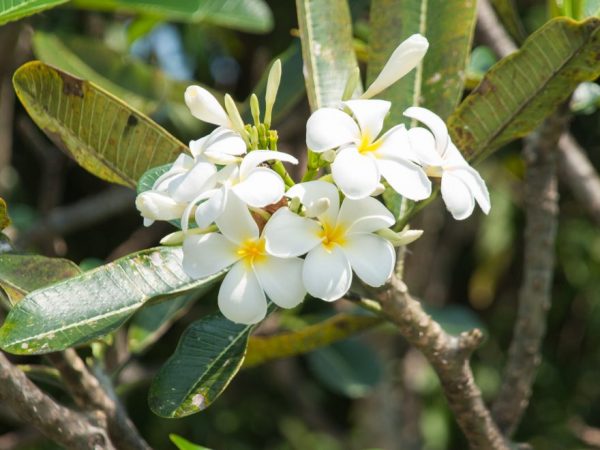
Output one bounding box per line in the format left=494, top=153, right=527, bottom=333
left=0, top=351, right=114, bottom=449
left=47, top=349, right=151, bottom=450
left=368, top=277, right=510, bottom=450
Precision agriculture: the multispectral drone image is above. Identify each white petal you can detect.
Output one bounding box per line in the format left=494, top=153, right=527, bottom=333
left=218, top=262, right=267, bottom=324
left=189, top=135, right=209, bottom=158
left=303, top=245, right=352, bottom=302
left=378, top=158, right=432, bottom=201
left=343, top=233, right=395, bottom=287
left=443, top=141, right=469, bottom=167
left=404, top=107, right=449, bottom=158
left=254, top=256, right=306, bottom=308
left=344, top=99, right=390, bottom=140
left=286, top=181, right=340, bottom=224
left=362, top=34, right=429, bottom=99
left=195, top=187, right=227, bottom=228
left=185, top=86, right=230, bottom=127
left=331, top=147, right=380, bottom=200
left=449, top=166, right=491, bottom=215
left=441, top=172, right=475, bottom=220
left=306, top=108, right=360, bottom=152
left=135, top=191, right=185, bottom=221
left=190, top=127, right=247, bottom=164
left=239, top=150, right=298, bottom=180
left=168, top=158, right=217, bottom=202
left=375, top=124, right=420, bottom=163
left=337, top=196, right=395, bottom=234
left=181, top=189, right=218, bottom=231
left=214, top=164, right=239, bottom=185
left=215, top=192, right=259, bottom=244
left=182, top=232, right=238, bottom=279
left=233, top=168, right=284, bottom=208
left=407, top=127, right=444, bottom=167
left=263, top=207, right=322, bottom=257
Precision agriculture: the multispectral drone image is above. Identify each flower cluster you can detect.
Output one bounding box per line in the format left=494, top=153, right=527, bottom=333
left=136, top=34, right=490, bottom=324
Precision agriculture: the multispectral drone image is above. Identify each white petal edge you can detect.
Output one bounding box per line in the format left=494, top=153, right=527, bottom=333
left=441, top=171, right=475, bottom=220
left=135, top=191, right=185, bottom=221
left=233, top=167, right=285, bottom=208
left=286, top=181, right=340, bottom=224
left=337, top=196, right=395, bottom=235
left=306, top=108, right=360, bottom=152
left=344, top=99, right=390, bottom=141
left=185, top=86, right=230, bottom=127
left=168, top=159, right=217, bottom=202
left=343, top=233, right=395, bottom=287
left=362, top=34, right=429, bottom=99
left=303, top=245, right=352, bottom=302
left=407, top=127, right=444, bottom=167
left=194, top=187, right=227, bottom=228
left=375, top=124, right=421, bottom=164
left=254, top=256, right=306, bottom=309
left=215, top=192, right=259, bottom=244
left=404, top=106, right=449, bottom=158
left=263, top=207, right=322, bottom=257
left=182, top=232, right=238, bottom=279
left=378, top=158, right=432, bottom=201
left=450, top=166, right=491, bottom=215
left=239, top=150, right=298, bottom=180
left=331, top=147, right=380, bottom=200
left=218, top=261, right=267, bottom=324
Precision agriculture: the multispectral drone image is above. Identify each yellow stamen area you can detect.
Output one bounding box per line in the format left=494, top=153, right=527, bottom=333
left=318, top=222, right=346, bottom=251
left=425, top=165, right=444, bottom=178
left=357, top=132, right=382, bottom=155
left=236, top=238, right=267, bottom=267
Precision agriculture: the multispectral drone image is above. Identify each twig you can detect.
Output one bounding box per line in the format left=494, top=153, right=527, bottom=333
left=47, top=349, right=151, bottom=450
left=368, top=276, right=510, bottom=450
left=0, top=351, right=114, bottom=449
left=491, top=111, right=565, bottom=435
left=558, top=132, right=600, bottom=226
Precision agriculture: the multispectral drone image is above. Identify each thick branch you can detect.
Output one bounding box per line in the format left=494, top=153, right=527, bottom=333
left=0, top=352, right=114, bottom=449
left=48, top=349, right=151, bottom=450
left=491, top=111, right=565, bottom=435
left=371, top=277, right=510, bottom=450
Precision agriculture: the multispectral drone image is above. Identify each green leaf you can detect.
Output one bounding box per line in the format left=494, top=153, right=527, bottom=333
left=128, top=293, right=199, bottom=354
left=0, top=0, right=69, bottom=26
left=137, top=163, right=182, bottom=229
left=448, top=17, right=600, bottom=162
left=244, top=313, right=382, bottom=368
left=584, top=0, right=600, bottom=16
left=0, top=198, right=10, bottom=231
left=169, top=434, right=212, bottom=450
left=295, top=0, right=360, bottom=110
left=306, top=339, right=383, bottom=399
left=425, top=305, right=486, bottom=337
left=0, top=247, right=224, bottom=355
left=368, top=0, right=478, bottom=122
left=13, top=61, right=188, bottom=189
left=72, top=0, right=273, bottom=33
left=491, top=0, right=528, bottom=43
left=0, top=254, right=81, bottom=305
left=149, top=311, right=256, bottom=418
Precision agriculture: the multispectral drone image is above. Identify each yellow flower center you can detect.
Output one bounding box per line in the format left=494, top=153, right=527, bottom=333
left=318, top=222, right=346, bottom=251
left=425, top=165, right=444, bottom=178
left=357, top=132, right=382, bottom=155
left=236, top=238, right=267, bottom=267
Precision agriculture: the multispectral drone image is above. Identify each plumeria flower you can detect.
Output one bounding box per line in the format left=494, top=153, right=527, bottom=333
left=263, top=181, right=396, bottom=301
left=182, top=150, right=298, bottom=230
left=306, top=99, right=431, bottom=200
left=404, top=107, right=491, bottom=220
left=189, top=126, right=247, bottom=165
left=185, top=85, right=232, bottom=129
left=136, top=153, right=217, bottom=226
left=183, top=194, right=306, bottom=324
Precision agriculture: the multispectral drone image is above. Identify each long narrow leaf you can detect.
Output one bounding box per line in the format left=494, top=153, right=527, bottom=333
left=0, top=0, right=68, bottom=26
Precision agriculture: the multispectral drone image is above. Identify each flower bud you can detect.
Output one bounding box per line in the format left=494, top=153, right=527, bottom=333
left=224, top=94, right=247, bottom=138
left=185, top=86, right=230, bottom=127
left=320, top=149, right=337, bottom=163
left=371, top=183, right=386, bottom=196
left=264, top=59, right=282, bottom=127
left=304, top=197, right=331, bottom=218
left=250, top=93, right=261, bottom=126
left=135, top=191, right=186, bottom=224
left=377, top=228, right=423, bottom=246
left=342, top=66, right=361, bottom=101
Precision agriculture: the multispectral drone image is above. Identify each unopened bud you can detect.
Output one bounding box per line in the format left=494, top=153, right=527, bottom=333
left=305, top=197, right=331, bottom=218
left=250, top=93, right=261, bottom=126
left=371, top=183, right=385, bottom=196
left=264, top=59, right=282, bottom=127
left=224, top=94, right=247, bottom=138
left=377, top=228, right=423, bottom=246
left=321, top=149, right=337, bottom=163
left=288, top=196, right=301, bottom=213
left=160, top=230, right=186, bottom=246
left=342, top=66, right=361, bottom=101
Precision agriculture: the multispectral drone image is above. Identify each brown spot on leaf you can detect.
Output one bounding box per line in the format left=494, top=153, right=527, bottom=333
left=59, top=71, right=84, bottom=98
left=474, top=78, right=496, bottom=96
left=127, top=114, right=138, bottom=127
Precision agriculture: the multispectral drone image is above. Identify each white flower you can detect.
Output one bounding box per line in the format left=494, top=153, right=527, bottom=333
left=183, top=193, right=306, bottom=324
left=404, top=107, right=491, bottom=220
left=361, top=34, right=429, bottom=99
left=189, top=126, right=247, bottom=165
left=136, top=154, right=217, bottom=226
left=185, top=85, right=231, bottom=128
left=306, top=99, right=431, bottom=200
left=263, top=181, right=396, bottom=301
left=182, top=150, right=298, bottom=230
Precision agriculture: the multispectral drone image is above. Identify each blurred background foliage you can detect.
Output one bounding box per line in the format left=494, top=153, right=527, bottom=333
left=0, top=0, right=599, bottom=449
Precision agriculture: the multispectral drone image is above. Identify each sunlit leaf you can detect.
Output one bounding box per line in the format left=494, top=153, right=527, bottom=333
left=449, top=17, right=600, bottom=162
left=13, top=61, right=188, bottom=188
left=170, top=434, right=212, bottom=450
left=295, top=0, right=361, bottom=110
left=72, top=0, right=274, bottom=34
left=0, top=247, right=224, bottom=354
left=0, top=0, right=68, bottom=26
